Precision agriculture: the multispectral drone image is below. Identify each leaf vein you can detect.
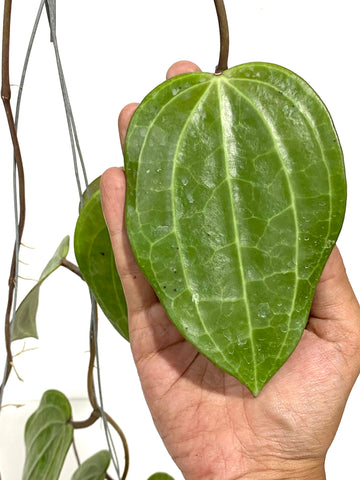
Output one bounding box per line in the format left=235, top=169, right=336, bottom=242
left=170, top=81, right=236, bottom=372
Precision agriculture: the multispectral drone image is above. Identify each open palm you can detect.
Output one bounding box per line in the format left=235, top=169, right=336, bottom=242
left=101, top=62, right=360, bottom=480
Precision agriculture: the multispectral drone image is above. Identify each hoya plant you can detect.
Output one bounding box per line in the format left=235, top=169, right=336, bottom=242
left=0, top=0, right=348, bottom=478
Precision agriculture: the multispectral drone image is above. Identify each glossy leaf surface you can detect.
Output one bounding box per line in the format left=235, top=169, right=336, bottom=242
left=125, top=63, right=346, bottom=395
left=22, top=390, right=73, bottom=480
left=74, top=188, right=129, bottom=340
left=71, top=450, right=111, bottom=480
left=11, top=236, right=70, bottom=341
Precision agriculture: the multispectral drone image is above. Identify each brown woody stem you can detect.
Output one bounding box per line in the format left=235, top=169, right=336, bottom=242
left=61, top=258, right=83, bottom=279
left=71, top=304, right=130, bottom=479
left=214, top=0, right=229, bottom=74
left=1, top=0, right=26, bottom=402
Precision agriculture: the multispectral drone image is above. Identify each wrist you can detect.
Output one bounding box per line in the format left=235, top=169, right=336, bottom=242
left=183, top=456, right=326, bottom=480
left=238, top=458, right=326, bottom=480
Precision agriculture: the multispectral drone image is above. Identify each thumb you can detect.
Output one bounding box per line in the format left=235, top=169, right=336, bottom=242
left=100, top=167, right=158, bottom=315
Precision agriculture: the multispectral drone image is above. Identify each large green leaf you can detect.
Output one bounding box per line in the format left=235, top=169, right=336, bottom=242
left=71, top=450, right=111, bottom=480
left=124, top=62, right=346, bottom=396
left=22, top=390, right=73, bottom=480
left=74, top=188, right=129, bottom=340
left=11, top=236, right=70, bottom=341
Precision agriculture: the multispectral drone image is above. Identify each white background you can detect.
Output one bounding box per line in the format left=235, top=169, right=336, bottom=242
left=0, top=0, right=359, bottom=478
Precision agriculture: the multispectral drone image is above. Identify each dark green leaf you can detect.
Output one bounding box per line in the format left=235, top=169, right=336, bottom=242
left=74, top=188, right=129, bottom=340
left=22, top=390, right=73, bottom=480
left=71, top=450, right=111, bottom=480
left=147, top=473, right=175, bottom=480
left=124, top=62, right=346, bottom=395
left=12, top=236, right=70, bottom=341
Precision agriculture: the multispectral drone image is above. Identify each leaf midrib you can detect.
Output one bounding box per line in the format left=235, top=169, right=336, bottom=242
left=223, top=73, right=334, bottom=363
left=216, top=80, right=259, bottom=390
left=221, top=76, right=300, bottom=367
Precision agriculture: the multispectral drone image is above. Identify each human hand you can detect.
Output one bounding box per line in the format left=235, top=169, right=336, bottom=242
left=100, top=61, right=360, bottom=480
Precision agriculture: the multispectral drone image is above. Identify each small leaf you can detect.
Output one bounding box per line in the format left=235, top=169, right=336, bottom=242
left=22, top=390, right=73, bottom=480
left=71, top=450, right=111, bottom=480
left=147, top=474, right=175, bottom=480
left=74, top=188, right=129, bottom=340
left=125, top=63, right=346, bottom=395
left=11, top=236, right=70, bottom=341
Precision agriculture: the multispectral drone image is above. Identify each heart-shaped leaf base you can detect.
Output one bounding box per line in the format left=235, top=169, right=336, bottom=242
left=125, top=62, right=346, bottom=395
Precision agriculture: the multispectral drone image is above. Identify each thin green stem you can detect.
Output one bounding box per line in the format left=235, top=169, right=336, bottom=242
left=214, top=0, right=230, bottom=74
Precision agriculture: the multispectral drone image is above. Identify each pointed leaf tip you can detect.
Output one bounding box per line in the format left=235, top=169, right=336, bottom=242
left=11, top=236, right=70, bottom=342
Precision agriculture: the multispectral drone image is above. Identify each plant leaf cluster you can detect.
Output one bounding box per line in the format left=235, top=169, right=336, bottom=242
left=22, top=390, right=111, bottom=480
left=11, top=202, right=129, bottom=343
left=22, top=390, right=175, bottom=479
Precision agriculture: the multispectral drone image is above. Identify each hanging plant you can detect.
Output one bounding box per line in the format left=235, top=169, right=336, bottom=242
left=0, top=0, right=348, bottom=479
